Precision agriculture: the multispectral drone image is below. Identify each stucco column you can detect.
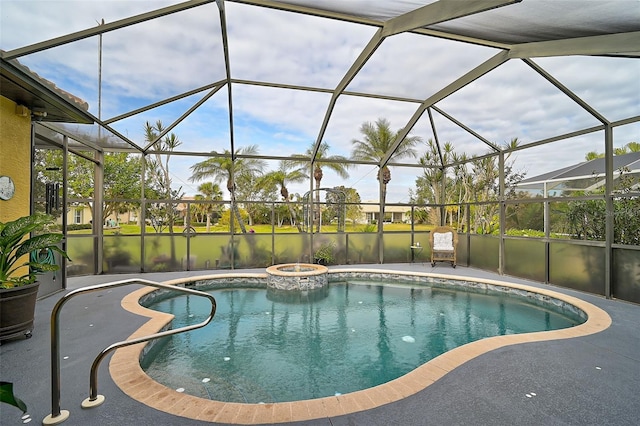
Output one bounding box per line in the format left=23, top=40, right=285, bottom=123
left=0, top=97, right=31, bottom=223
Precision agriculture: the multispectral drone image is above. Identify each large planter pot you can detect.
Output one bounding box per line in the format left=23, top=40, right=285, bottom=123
left=0, top=282, right=39, bottom=342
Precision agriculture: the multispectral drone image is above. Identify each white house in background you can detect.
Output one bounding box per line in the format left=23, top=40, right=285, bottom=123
left=359, top=202, right=412, bottom=224
left=65, top=204, right=138, bottom=227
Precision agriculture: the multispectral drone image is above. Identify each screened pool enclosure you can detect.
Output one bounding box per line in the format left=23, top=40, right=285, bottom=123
left=1, top=0, right=639, bottom=303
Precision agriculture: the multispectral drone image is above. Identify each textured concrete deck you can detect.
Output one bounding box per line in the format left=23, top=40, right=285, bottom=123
left=1, top=264, right=639, bottom=425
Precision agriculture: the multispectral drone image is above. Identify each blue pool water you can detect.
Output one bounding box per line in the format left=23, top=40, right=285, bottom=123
left=141, top=281, right=583, bottom=403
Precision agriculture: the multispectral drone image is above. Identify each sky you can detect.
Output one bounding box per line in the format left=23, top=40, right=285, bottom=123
left=1, top=0, right=639, bottom=202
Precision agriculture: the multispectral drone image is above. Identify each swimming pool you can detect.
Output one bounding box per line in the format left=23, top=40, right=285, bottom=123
left=111, top=270, right=610, bottom=424
left=140, top=277, right=584, bottom=403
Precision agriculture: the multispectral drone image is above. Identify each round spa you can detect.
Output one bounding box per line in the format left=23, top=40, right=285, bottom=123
left=265, top=263, right=328, bottom=290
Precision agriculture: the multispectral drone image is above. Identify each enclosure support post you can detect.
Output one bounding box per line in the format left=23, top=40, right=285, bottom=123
left=271, top=202, right=276, bottom=265
left=543, top=182, right=549, bottom=238
left=604, top=124, right=614, bottom=299
left=61, top=136, right=69, bottom=285
left=378, top=176, right=384, bottom=264
left=440, top=167, right=447, bottom=226
left=544, top=182, right=550, bottom=283
left=498, top=152, right=505, bottom=276
left=465, top=204, right=471, bottom=267
left=140, top=154, right=147, bottom=272
left=94, top=150, right=104, bottom=275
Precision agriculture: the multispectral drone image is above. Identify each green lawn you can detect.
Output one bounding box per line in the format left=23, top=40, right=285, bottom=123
left=69, top=223, right=436, bottom=235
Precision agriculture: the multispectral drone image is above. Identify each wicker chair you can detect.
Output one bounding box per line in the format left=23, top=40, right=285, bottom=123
left=429, top=226, right=458, bottom=268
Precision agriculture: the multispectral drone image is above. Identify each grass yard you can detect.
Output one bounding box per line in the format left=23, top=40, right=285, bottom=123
left=70, top=223, right=436, bottom=235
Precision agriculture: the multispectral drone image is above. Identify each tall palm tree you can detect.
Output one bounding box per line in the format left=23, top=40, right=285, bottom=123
left=417, top=139, right=456, bottom=225
left=145, top=121, right=181, bottom=199
left=144, top=120, right=182, bottom=266
left=196, top=182, right=223, bottom=231
left=292, top=142, right=351, bottom=232
left=189, top=145, right=265, bottom=233
left=351, top=118, right=421, bottom=225
left=451, top=151, right=470, bottom=229
left=258, top=160, right=307, bottom=232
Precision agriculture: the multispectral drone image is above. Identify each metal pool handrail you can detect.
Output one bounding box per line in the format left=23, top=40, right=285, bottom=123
left=42, top=278, right=217, bottom=425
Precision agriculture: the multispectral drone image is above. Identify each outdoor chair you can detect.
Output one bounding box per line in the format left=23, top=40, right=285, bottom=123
left=429, top=225, right=458, bottom=268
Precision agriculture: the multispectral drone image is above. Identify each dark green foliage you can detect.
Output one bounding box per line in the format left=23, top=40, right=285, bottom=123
left=506, top=201, right=544, bottom=233
left=565, top=168, right=639, bottom=244
left=0, top=214, right=70, bottom=288
left=566, top=199, right=606, bottom=240
left=614, top=197, right=640, bottom=245
left=66, top=223, right=93, bottom=231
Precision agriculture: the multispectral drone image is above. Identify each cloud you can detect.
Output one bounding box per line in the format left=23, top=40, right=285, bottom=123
left=226, top=2, right=376, bottom=88
left=348, top=31, right=500, bottom=100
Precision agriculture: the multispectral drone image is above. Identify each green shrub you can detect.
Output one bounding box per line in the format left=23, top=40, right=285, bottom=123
left=67, top=223, right=92, bottom=231
left=361, top=223, right=376, bottom=232
left=218, top=208, right=249, bottom=228
left=505, top=228, right=545, bottom=237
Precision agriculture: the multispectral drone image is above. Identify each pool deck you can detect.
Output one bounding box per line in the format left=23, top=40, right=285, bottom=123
left=1, top=264, right=639, bottom=425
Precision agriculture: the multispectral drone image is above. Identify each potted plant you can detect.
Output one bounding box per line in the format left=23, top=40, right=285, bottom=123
left=314, top=241, right=335, bottom=265
left=0, top=214, right=69, bottom=341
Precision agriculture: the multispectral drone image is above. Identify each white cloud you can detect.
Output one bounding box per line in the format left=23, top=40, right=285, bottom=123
left=226, top=2, right=376, bottom=88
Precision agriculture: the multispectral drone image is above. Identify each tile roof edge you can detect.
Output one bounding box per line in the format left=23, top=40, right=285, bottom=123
left=1, top=50, right=90, bottom=112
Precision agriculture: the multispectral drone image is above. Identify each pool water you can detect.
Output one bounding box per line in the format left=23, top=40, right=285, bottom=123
left=141, top=281, right=583, bottom=403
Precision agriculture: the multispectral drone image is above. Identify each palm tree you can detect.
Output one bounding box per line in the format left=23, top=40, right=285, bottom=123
left=615, top=141, right=640, bottom=155
left=196, top=182, right=223, bottom=231
left=292, top=142, right=351, bottom=232
left=585, top=151, right=603, bottom=161
left=145, top=121, right=181, bottom=197
left=417, top=139, right=456, bottom=224
left=470, top=137, right=522, bottom=234
left=258, top=160, right=307, bottom=232
left=450, top=151, right=471, bottom=229
left=189, top=145, right=265, bottom=233
left=351, top=118, right=421, bottom=225
left=626, top=142, right=640, bottom=152
left=144, top=120, right=182, bottom=266
left=587, top=141, right=639, bottom=160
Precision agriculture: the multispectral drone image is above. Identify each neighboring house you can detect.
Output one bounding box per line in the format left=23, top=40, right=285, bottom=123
left=517, top=152, right=640, bottom=196
left=65, top=197, right=192, bottom=228
left=65, top=204, right=139, bottom=227
left=175, top=196, right=196, bottom=225
left=67, top=205, right=92, bottom=226
left=359, top=202, right=412, bottom=224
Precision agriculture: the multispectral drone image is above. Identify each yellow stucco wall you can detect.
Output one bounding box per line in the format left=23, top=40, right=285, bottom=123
left=0, top=96, right=31, bottom=223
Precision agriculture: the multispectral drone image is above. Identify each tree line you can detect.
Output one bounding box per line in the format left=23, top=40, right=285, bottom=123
left=33, top=120, right=638, bottom=244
